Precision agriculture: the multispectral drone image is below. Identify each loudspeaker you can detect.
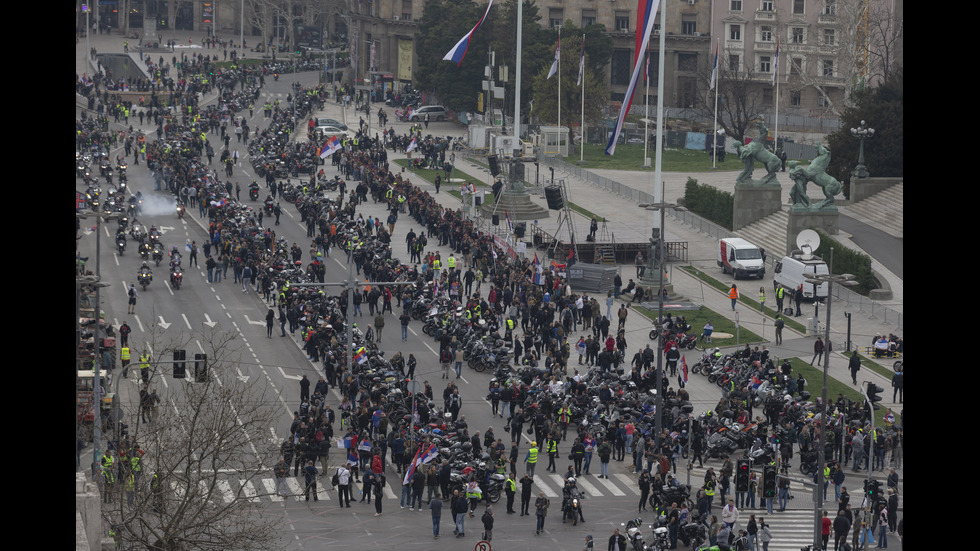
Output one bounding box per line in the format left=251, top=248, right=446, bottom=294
left=492, top=214, right=500, bottom=226
left=488, top=154, right=500, bottom=176
left=544, top=185, right=564, bottom=210
left=474, top=195, right=482, bottom=206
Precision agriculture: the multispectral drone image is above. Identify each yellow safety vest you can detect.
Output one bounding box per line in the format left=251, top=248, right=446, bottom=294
left=447, top=257, right=456, bottom=269
left=140, top=355, right=150, bottom=369
left=120, top=347, right=130, bottom=361
left=527, top=447, right=538, bottom=464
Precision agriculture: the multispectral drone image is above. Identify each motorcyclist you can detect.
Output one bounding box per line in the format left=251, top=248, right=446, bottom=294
left=562, top=478, right=585, bottom=523
left=139, top=261, right=153, bottom=280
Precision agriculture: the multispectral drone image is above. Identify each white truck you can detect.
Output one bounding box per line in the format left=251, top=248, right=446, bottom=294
left=774, top=253, right=829, bottom=300
left=717, top=238, right=765, bottom=279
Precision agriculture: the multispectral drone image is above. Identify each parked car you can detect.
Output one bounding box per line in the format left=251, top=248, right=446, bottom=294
left=409, top=105, right=448, bottom=122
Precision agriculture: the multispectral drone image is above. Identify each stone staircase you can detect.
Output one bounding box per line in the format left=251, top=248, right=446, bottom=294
left=840, top=181, right=904, bottom=238
left=737, top=209, right=790, bottom=258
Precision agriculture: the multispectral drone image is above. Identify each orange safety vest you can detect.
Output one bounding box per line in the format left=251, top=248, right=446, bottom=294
left=729, top=288, right=739, bottom=299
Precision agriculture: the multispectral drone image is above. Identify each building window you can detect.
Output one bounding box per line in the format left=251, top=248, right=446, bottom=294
left=611, top=49, right=632, bottom=85
left=822, top=59, right=834, bottom=77
left=792, top=27, right=804, bottom=44
left=729, top=54, right=740, bottom=72
left=678, top=77, right=698, bottom=108
left=791, top=90, right=801, bottom=106
left=761, top=0, right=774, bottom=11
left=682, top=19, right=697, bottom=35
left=760, top=26, right=773, bottom=43
left=789, top=57, right=803, bottom=75
left=818, top=93, right=829, bottom=107
left=615, top=12, right=630, bottom=32
left=678, top=53, right=698, bottom=72
left=823, top=28, right=835, bottom=45
left=823, top=0, right=836, bottom=15
left=760, top=55, right=771, bottom=74
left=729, top=24, right=741, bottom=40
left=793, top=0, right=805, bottom=14
left=581, top=9, right=596, bottom=27
left=731, top=0, right=742, bottom=11
left=549, top=8, right=564, bottom=29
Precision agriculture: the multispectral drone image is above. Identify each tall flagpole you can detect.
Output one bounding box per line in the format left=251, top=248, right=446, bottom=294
left=653, top=2, right=666, bottom=222
left=580, top=34, right=585, bottom=163
left=643, top=47, right=651, bottom=168
left=773, top=38, right=780, bottom=147
left=557, top=26, right=561, bottom=131
left=712, top=39, right=719, bottom=168
left=514, top=0, right=523, bottom=141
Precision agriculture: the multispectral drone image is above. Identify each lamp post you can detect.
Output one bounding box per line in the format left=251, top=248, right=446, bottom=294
left=76, top=208, right=123, bottom=478
left=850, top=120, right=875, bottom=179
left=803, top=246, right=857, bottom=551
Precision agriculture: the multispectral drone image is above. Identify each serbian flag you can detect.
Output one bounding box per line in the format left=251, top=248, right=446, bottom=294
left=605, top=0, right=662, bottom=155
left=547, top=39, right=560, bottom=79
left=682, top=355, right=689, bottom=383
left=320, top=135, right=341, bottom=159
left=353, top=346, right=368, bottom=365
left=443, top=0, right=495, bottom=66
left=418, top=443, right=439, bottom=466
left=403, top=445, right=423, bottom=485
left=532, top=253, right=543, bottom=285
left=709, top=42, right=719, bottom=90
left=576, top=35, right=586, bottom=86
left=406, top=137, right=418, bottom=152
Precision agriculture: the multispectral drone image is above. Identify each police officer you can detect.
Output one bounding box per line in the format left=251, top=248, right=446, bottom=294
left=505, top=472, right=517, bottom=514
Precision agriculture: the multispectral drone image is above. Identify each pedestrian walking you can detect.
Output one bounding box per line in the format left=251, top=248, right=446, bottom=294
left=758, top=287, right=766, bottom=312
left=534, top=491, right=549, bottom=535
left=304, top=461, right=319, bottom=502
left=429, top=494, right=443, bottom=538
left=127, top=283, right=139, bottom=314
left=774, top=316, right=784, bottom=346
left=729, top=284, right=739, bottom=311
left=811, top=336, right=825, bottom=366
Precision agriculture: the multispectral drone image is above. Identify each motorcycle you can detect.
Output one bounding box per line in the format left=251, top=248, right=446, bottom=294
left=177, top=201, right=185, bottom=219
left=170, top=265, right=183, bottom=290
left=249, top=182, right=260, bottom=200
left=264, top=198, right=275, bottom=216
left=152, top=243, right=164, bottom=266
left=139, top=242, right=152, bottom=261
left=561, top=485, right=585, bottom=526
left=115, top=233, right=127, bottom=255
left=138, top=268, right=153, bottom=291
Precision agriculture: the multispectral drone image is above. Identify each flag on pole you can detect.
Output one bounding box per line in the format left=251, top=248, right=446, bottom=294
left=353, top=347, right=368, bottom=365
left=406, top=137, right=418, bottom=152
left=682, top=355, right=689, bottom=383
left=532, top=253, right=543, bottom=285
left=547, top=39, right=561, bottom=79
left=771, top=38, right=779, bottom=86
left=709, top=42, right=719, bottom=90
left=605, top=0, right=662, bottom=155
left=505, top=211, right=512, bottom=232
left=319, top=135, right=342, bottom=159
left=402, top=446, right=423, bottom=485
left=443, top=0, right=495, bottom=66
left=576, top=35, right=586, bottom=86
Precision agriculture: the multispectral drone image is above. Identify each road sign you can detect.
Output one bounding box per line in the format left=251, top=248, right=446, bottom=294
left=475, top=541, right=491, bottom=551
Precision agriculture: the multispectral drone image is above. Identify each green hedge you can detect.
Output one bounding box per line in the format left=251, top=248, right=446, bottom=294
left=683, top=177, right=733, bottom=230
left=813, top=230, right=875, bottom=295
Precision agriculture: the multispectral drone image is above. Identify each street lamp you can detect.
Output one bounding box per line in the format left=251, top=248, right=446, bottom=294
left=802, top=246, right=857, bottom=551
left=77, top=208, right=123, bottom=478
left=850, top=120, right=875, bottom=179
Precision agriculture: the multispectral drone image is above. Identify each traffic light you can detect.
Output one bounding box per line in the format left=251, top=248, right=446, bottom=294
left=173, top=349, right=186, bottom=378
left=867, top=479, right=880, bottom=503
left=762, top=465, right=777, bottom=498
left=735, top=459, right=750, bottom=492
left=865, top=383, right=884, bottom=410
left=194, top=353, right=208, bottom=383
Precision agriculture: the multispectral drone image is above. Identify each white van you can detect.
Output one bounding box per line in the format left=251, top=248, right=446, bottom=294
left=717, top=238, right=765, bottom=279
left=774, top=254, right=829, bottom=300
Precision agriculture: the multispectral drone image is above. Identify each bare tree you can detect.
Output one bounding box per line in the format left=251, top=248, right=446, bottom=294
left=101, top=328, right=286, bottom=551
left=694, top=51, right=771, bottom=142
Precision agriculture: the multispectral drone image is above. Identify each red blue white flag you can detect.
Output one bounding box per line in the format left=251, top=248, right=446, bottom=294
left=443, top=0, right=495, bottom=67
left=605, top=0, right=662, bottom=155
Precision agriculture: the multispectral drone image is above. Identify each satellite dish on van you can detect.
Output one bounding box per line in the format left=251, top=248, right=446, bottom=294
left=796, top=230, right=820, bottom=260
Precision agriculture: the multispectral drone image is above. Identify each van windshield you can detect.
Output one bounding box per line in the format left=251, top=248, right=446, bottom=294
left=735, top=249, right=761, bottom=260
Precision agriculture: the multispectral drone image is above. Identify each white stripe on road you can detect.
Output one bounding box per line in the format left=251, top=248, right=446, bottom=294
left=261, top=478, right=284, bottom=502
left=613, top=474, right=641, bottom=495
left=593, top=475, right=626, bottom=496
left=533, top=475, right=559, bottom=497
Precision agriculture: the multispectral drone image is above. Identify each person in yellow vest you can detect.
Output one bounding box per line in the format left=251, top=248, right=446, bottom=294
left=505, top=472, right=517, bottom=514
left=447, top=254, right=456, bottom=274
left=759, top=287, right=767, bottom=312
left=102, top=453, right=116, bottom=503
left=525, top=442, right=539, bottom=478
left=775, top=284, right=785, bottom=313
left=545, top=435, right=559, bottom=473
left=139, top=351, right=151, bottom=384
left=729, top=284, right=739, bottom=311
left=120, top=345, right=131, bottom=378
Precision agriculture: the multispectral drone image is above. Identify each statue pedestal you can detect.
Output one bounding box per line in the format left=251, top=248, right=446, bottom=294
left=733, top=184, right=782, bottom=230
left=481, top=189, right=550, bottom=221
left=786, top=209, right=839, bottom=253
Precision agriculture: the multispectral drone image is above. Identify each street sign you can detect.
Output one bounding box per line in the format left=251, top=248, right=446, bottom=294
left=475, top=541, right=492, bottom=551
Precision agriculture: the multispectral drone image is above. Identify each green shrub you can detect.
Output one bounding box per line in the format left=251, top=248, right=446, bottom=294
left=684, top=177, right=733, bottom=230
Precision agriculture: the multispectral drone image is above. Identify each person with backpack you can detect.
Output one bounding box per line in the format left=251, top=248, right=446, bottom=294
left=482, top=506, right=495, bottom=540
left=774, top=316, right=784, bottom=345
left=441, top=347, right=452, bottom=379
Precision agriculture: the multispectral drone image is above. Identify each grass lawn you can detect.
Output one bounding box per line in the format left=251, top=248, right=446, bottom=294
left=393, top=159, right=486, bottom=187
left=573, top=143, right=742, bottom=172
left=633, top=305, right=762, bottom=351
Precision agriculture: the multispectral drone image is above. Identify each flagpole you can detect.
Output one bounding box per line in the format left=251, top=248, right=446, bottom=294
left=712, top=39, right=719, bottom=168
left=773, top=39, right=780, bottom=148
left=643, top=47, right=650, bottom=168
left=580, top=34, right=585, bottom=163
left=514, top=0, right=523, bottom=141
left=557, top=26, right=561, bottom=131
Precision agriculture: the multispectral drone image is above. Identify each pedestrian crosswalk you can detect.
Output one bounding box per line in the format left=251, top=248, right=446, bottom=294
left=181, top=462, right=816, bottom=516
left=754, top=510, right=816, bottom=551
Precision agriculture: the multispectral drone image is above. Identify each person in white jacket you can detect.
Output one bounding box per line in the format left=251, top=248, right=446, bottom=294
left=721, top=499, right=740, bottom=529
